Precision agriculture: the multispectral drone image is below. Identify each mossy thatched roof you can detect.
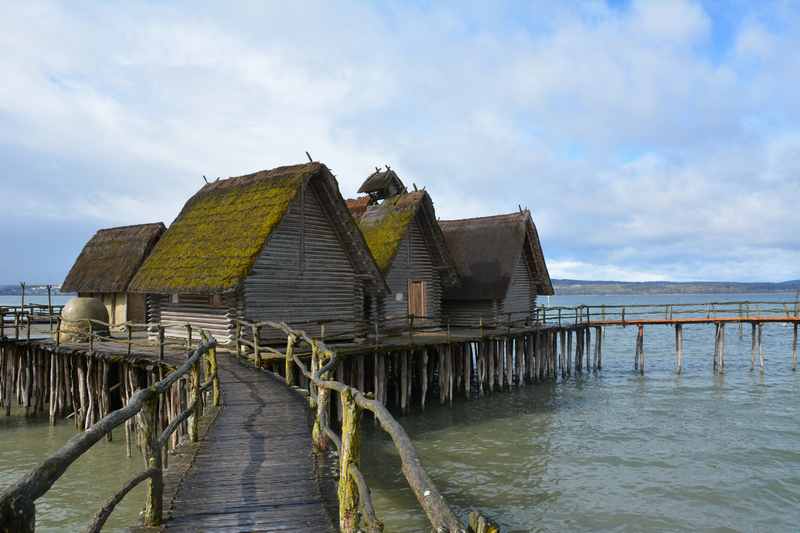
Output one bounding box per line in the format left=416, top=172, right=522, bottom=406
left=129, top=163, right=313, bottom=294
left=62, top=223, right=165, bottom=293
left=352, top=191, right=458, bottom=285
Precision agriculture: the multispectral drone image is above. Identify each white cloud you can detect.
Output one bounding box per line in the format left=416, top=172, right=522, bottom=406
left=2, top=1, right=800, bottom=283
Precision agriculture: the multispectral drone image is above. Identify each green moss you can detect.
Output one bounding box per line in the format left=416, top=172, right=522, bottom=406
left=357, top=195, right=419, bottom=272
left=130, top=169, right=306, bottom=292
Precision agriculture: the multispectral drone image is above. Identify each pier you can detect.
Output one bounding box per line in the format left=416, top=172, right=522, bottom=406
left=3, top=298, right=800, bottom=532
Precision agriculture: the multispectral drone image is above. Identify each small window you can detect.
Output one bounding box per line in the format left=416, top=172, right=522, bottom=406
left=170, top=294, right=180, bottom=304
left=210, top=294, right=223, bottom=307
left=395, top=292, right=404, bottom=303
left=408, top=280, right=426, bottom=318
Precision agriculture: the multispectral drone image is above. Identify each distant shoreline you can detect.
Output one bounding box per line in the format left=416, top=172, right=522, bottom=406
left=553, top=279, right=800, bottom=296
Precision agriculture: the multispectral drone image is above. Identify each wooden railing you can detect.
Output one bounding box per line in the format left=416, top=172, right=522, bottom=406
left=536, top=300, right=800, bottom=326
left=233, top=318, right=498, bottom=533
left=0, top=334, right=220, bottom=533
left=0, top=308, right=209, bottom=363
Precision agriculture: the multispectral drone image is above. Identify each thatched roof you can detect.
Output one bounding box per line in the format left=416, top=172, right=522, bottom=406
left=440, top=211, right=553, bottom=300
left=352, top=191, right=458, bottom=284
left=130, top=162, right=386, bottom=295
left=357, top=168, right=407, bottom=199
left=345, top=196, right=371, bottom=219
left=62, top=223, right=165, bottom=293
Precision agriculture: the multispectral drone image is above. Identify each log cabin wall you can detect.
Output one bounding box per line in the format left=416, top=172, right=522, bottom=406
left=442, top=299, right=499, bottom=327
left=500, top=250, right=537, bottom=320
left=382, top=214, right=442, bottom=326
left=243, top=180, right=362, bottom=342
left=148, top=293, right=238, bottom=342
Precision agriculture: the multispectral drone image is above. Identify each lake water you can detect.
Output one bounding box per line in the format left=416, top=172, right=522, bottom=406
left=2, top=293, right=799, bottom=531
left=360, top=293, right=800, bottom=532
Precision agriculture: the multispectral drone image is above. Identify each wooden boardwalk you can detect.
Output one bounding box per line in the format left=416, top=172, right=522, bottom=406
left=163, top=355, right=334, bottom=532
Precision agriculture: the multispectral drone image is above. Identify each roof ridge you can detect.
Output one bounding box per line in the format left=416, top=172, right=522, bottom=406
left=440, top=211, right=527, bottom=225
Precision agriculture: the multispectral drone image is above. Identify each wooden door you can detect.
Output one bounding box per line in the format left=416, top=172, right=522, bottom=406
left=408, top=280, right=426, bottom=318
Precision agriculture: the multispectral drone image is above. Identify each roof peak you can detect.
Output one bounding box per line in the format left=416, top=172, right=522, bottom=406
left=357, top=166, right=407, bottom=199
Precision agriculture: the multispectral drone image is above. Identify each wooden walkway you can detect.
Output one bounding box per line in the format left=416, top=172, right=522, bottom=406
left=163, top=355, right=334, bottom=532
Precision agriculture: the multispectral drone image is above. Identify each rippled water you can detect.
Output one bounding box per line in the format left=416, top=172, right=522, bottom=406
left=1, top=295, right=144, bottom=532
left=0, top=415, right=145, bottom=532
left=360, top=294, right=800, bottom=532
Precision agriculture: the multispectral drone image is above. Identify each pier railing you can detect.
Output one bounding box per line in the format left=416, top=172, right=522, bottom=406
left=535, top=300, right=800, bottom=326
left=0, top=334, right=220, bottom=533
left=233, top=318, right=497, bottom=533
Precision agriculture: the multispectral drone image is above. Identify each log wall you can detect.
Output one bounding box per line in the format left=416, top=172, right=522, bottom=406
left=243, top=180, right=362, bottom=341
left=382, top=215, right=442, bottom=325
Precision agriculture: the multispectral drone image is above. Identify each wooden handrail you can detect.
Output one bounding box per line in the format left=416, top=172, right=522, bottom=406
left=234, top=319, right=479, bottom=532
left=0, top=336, right=219, bottom=532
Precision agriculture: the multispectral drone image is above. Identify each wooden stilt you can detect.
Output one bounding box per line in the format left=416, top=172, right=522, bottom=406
left=420, top=350, right=428, bottom=409
left=750, top=323, right=757, bottom=371
left=487, top=340, right=495, bottom=393
left=447, top=345, right=454, bottom=406
left=566, top=330, right=572, bottom=377
left=439, top=347, right=446, bottom=405
left=792, top=323, right=798, bottom=372
left=464, top=344, right=471, bottom=399
left=596, top=326, right=603, bottom=370
left=758, top=323, right=765, bottom=371
left=675, top=324, right=683, bottom=374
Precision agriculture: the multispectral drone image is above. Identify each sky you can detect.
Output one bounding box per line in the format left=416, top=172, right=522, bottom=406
left=1, top=0, right=799, bottom=285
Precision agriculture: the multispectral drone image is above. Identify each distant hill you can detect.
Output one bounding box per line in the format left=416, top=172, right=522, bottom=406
left=553, top=279, right=800, bottom=295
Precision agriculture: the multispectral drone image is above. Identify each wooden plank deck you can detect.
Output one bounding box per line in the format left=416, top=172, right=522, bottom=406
left=163, top=355, right=334, bottom=532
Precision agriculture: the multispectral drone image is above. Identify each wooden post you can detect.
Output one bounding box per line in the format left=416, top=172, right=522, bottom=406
left=186, top=324, right=193, bottom=348
left=792, top=323, right=798, bottom=372
left=675, top=324, right=683, bottom=374
left=252, top=324, right=261, bottom=367
left=0, top=494, right=35, bottom=533
left=420, top=350, right=429, bottom=410
left=126, top=325, right=132, bottom=357
left=464, top=344, right=471, bottom=398
left=338, top=387, right=362, bottom=532
left=188, top=357, right=200, bottom=442
left=55, top=317, right=61, bottom=347
left=596, top=327, right=603, bottom=370
left=750, top=323, right=757, bottom=371
left=235, top=321, right=242, bottom=357
left=585, top=327, right=592, bottom=371
left=208, top=342, right=220, bottom=407
left=47, top=284, right=53, bottom=333
left=312, top=343, right=331, bottom=450
left=19, top=282, right=25, bottom=309
left=758, top=323, right=765, bottom=371
left=719, top=323, right=726, bottom=373
left=635, top=325, right=645, bottom=374
left=285, top=334, right=296, bottom=386
left=400, top=352, right=409, bottom=414
left=158, top=326, right=165, bottom=361
left=141, top=394, right=163, bottom=526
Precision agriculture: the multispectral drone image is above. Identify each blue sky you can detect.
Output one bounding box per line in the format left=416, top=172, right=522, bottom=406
left=2, top=1, right=799, bottom=284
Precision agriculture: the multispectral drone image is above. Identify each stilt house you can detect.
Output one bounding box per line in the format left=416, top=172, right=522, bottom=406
left=128, top=162, right=386, bottom=343
left=348, top=168, right=458, bottom=328
left=439, top=211, right=553, bottom=325
left=61, top=223, right=166, bottom=325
